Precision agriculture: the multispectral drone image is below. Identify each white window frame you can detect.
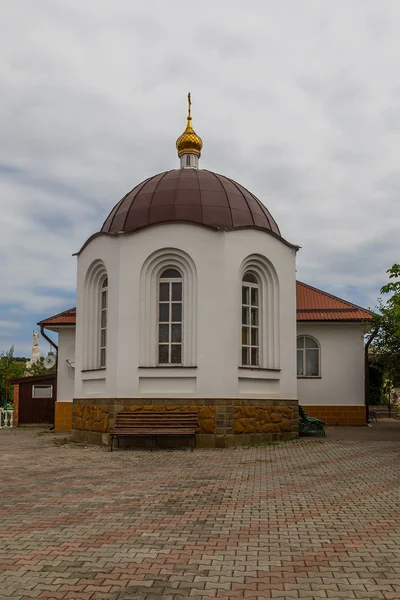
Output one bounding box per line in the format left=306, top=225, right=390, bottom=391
left=32, top=385, right=53, bottom=398
left=99, top=277, right=108, bottom=368
left=241, top=273, right=260, bottom=367
left=157, top=269, right=183, bottom=365
left=139, top=248, right=197, bottom=368
left=239, top=254, right=280, bottom=370
left=297, top=335, right=321, bottom=378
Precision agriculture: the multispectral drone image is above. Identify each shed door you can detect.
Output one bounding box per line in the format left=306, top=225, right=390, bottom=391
left=18, top=384, right=55, bottom=424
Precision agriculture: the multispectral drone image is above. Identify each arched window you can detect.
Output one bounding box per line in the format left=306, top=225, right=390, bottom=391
left=100, top=276, right=108, bottom=368
left=297, top=336, right=320, bottom=377
left=83, top=260, right=108, bottom=370
left=140, top=248, right=197, bottom=367
left=241, top=272, right=260, bottom=366
left=239, top=254, right=280, bottom=369
left=186, top=155, right=191, bottom=167
left=158, top=268, right=182, bottom=364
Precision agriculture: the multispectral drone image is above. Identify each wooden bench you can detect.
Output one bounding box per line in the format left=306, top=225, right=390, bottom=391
left=109, top=411, right=198, bottom=452
left=299, top=406, right=326, bottom=437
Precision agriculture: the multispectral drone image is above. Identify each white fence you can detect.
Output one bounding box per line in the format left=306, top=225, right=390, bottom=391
left=0, top=409, right=14, bottom=429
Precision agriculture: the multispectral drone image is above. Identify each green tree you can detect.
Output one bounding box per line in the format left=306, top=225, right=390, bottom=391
left=370, top=264, right=400, bottom=403
left=0, top=347, right=26, bottom=406
left=26, top=357, right=56, bottom=376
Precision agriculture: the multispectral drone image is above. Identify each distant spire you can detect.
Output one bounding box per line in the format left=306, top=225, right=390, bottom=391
left=176, top=93, right=203, bottom=169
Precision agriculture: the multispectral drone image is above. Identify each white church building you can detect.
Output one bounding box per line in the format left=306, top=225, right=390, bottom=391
left=39, top=99, right=372, bottom=446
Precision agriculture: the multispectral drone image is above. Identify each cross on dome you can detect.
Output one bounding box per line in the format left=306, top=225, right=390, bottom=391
left=176, top=92, right=203, bottom=169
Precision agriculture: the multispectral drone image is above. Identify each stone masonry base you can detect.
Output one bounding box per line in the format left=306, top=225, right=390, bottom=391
left=71, top=398, right=299, bottom=448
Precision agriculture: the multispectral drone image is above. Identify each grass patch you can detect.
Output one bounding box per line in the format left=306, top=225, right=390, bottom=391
left=36, top=430, right=53, bottom=437
left=53, top=437, right=73, bottom=446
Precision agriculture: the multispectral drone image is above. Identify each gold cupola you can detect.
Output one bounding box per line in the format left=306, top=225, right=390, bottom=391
left=176, top=93, right=203, bottom=168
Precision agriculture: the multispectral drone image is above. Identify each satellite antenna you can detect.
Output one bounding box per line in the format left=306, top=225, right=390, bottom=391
left=44, top=352, right=56, bottom=370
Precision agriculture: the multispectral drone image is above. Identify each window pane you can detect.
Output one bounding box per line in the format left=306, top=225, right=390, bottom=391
left=33, top=385, right=52, bottom=398
left=306, top=349, right=319, bottom=376
left=159, top=282, right=169, bottom=301
left=243, top=272, right=257, bottom=284
left=242, top=285, right=249, bottom=305
left=100, top=329, right=106, bottom=348
left=172, top=282, right=182, bottom=301
left=159, top=303, right=169, bottom=322
left=305, top=337, right=318, bottom=349
left=101, top=290, right=107, bottom=309
left=241, top=347, right=249, bottom=366
left=171, top=303, right=182, bottom=322
left=160, top=268, right=181, bottom=278
left=297, top=337, right=304, bottom=349
left=100, top=348, right=106, bottom=368
left=251, top=347, right=259, bottom=366
left=171, top=344, right=182, bottom=364
left=251, top=287, right=258, bottom=306
left=102, top=277, right=108, bottom=288
left=251, top=307, right=258, bottom=326
left=297, top=350, right=304, bottom=376
left=242, top=326, right=249, bottom=345
left=158, top=345, right=169, bottom=363
left=251, top=327, right=258, bottom=346
left=158, top=324, right=169, bottom=343
left=101, top=309, right=107, bottom=328
left=171, top=324, right=182, bottom=343
left=242, top=307, right=249, bottom=325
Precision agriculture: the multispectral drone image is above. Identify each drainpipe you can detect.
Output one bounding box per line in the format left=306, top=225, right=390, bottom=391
left=39, top=325, right=58, bottom=367
left=39, top=325, right=58, bottom=431
left=365, top=329, right=377, bottom=423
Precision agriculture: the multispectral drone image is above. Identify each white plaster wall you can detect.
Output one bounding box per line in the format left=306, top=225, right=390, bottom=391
left=74, top=235, right=120, bottom=399
left=75, top=223, right=298, bottom=400
left=57, top=328, right=76, bottom=402
left=296, top=323, right=365, bottom=406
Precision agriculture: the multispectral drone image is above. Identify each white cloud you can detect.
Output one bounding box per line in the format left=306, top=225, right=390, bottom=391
left=0, top=320, right=22, bottom=329
left=0, top=0, right=399, bottom=352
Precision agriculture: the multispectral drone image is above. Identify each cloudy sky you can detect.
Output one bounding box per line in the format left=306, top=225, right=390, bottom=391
left=1, top=0, right=399, bottom=356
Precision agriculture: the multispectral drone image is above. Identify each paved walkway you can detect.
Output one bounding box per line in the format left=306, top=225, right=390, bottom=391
left=0, top=426, right=399, bottom=600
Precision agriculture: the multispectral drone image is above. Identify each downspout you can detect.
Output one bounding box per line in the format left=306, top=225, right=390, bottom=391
left=39, top=325, right=58, bottom=367
left=39, top=325, right=58, bottom=431
left=365, top=329, right=377, bottom=424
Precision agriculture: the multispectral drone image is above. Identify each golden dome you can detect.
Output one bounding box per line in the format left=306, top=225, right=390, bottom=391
left=176, top=93, right=203, bottom=157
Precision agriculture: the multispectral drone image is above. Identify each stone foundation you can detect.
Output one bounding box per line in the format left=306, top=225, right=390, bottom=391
left=304, top=405, right=366, bottom=426
left=72, top=398, right=299, bottom=448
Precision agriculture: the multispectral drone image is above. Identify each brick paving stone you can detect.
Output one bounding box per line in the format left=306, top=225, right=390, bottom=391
left=0, top=427, right=399, bottom=600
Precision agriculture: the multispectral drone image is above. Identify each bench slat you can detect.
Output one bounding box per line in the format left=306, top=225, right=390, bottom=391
left=110, top=411, right=199, bottom=452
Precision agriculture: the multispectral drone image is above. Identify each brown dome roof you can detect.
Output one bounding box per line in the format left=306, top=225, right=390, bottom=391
left=101, top=169, right=281, bottom=237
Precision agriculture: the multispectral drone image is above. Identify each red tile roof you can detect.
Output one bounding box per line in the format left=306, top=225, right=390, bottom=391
left=38, top=307, right=76, bottom=327
left=39, top=283, right=373, bottom=328
left=296, top=281, right=373, bottom=322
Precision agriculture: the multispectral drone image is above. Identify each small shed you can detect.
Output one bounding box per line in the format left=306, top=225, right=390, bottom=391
left=11, top=373, right=57, bottom=426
